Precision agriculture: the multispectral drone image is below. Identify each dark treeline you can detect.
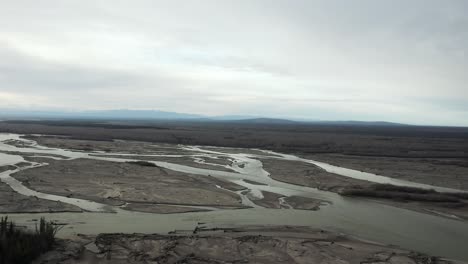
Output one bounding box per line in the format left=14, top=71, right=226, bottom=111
left=0, top=217, right=59, bottom=264
left=341, top=184, right=468, bottom=206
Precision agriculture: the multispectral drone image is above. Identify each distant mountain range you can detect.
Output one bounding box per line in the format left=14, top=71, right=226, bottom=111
left=0, top=109, right=407, bottom=126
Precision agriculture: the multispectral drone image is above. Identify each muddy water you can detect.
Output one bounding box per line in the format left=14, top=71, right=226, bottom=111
left=5, top=199, right=468, bottom=261
left=1, top=133, right=468, bottom=260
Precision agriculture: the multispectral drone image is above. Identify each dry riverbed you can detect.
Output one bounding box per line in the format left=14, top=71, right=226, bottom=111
left=2, top=136, right=328, bottom=213
left=0, top=180, right=82, bottom=213
left=36, top=226, right=458, bottom=264
left=260, top=158, right=371, bottom=192
left=0, top=166, right=82, bottom=213
left=14, top=158, right=245, bottom=211
left=305, top=154, right=468, bottom=191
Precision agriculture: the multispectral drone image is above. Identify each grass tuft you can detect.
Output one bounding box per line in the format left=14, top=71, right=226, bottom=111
left=0, top=217, right=60, bottom=264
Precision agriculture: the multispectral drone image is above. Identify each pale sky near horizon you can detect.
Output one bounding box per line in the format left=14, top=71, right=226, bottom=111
left=1, top=0, right=467, bottom=125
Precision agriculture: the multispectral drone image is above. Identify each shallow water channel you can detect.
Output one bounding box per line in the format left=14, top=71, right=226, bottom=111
left=1, top=133, right=468, bottom=261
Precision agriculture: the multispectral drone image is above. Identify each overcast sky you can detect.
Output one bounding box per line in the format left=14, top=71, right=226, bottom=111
left=1, top=1, right=467, bottom=125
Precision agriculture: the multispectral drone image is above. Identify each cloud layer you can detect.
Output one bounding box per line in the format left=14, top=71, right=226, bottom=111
left=1, top=0, right=467, bottom=125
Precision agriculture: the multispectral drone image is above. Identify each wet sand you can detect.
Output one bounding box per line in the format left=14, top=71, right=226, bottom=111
left=92, top=154, right=237, bottom=172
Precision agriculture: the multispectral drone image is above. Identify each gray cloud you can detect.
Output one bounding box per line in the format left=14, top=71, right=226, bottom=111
left=0, top=43, right=142, bottom=92
left=0, top=0, right=467, bottom=125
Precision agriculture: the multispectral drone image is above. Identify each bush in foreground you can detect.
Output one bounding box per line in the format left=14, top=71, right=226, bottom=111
left=0, top=217, right=60, bottom=264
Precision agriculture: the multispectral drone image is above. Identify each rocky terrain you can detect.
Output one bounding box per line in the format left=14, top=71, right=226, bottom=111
left=36, top=226, right=457, bottom=264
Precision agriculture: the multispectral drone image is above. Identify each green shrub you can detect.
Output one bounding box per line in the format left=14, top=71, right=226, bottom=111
left=0, top=217, right=60, bottom=264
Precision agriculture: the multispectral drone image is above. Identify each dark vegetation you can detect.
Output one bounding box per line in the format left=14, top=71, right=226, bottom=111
left=126, top=160, right=158, bottom=167
left=1, top=120, right=467, bottom=159
left=0, top=166, right=16, bottom=173
left=341, top=184, right=468, bottom=206
left=0, top=217, right=60, bottom=264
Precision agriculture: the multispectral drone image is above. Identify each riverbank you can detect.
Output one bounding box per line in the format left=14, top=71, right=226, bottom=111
left=36, top=226, right=459, bottom=264
left=304, top=153, right=468, bottom=191
left=259, top=156, right=468, bottom=221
